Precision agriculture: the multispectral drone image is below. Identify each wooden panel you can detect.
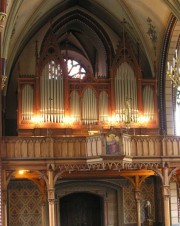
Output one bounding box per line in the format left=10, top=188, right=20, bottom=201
left=21, top=141, right=28, bottom=158
left=34, top=140, right=41, bottom=158
left=1, top=135, right=180, bottom=160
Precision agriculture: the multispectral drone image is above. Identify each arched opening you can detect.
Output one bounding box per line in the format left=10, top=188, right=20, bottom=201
left=60, top=192, right=104, bottom=226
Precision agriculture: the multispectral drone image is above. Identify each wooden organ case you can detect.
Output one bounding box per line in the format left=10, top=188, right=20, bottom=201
left=17, top=33, right=158, bottom=136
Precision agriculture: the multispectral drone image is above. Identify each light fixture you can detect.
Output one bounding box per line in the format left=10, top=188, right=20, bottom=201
left=167, top=49, right=180, bottom=88
left=18, top=170, right=29, bottom=175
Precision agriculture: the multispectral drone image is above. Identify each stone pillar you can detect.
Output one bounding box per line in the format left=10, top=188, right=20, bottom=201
left=48, top=166, right=55, bottom=226
left=135, top=189, right=141, bottom=226
left=162, top=166, right=170, bottom=226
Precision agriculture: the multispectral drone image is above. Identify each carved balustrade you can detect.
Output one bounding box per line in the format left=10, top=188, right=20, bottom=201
left=0, top=135, right=180, bottom=159
left=0, top=135, right=104, bottom=159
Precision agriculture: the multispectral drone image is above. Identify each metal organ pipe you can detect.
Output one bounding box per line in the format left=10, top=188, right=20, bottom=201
left=22, top=85, right=33, bottom=120
left=40, top=61, right=64, bottom=123
left=115, top=62, right=138, bottom=122
left=70, top=90, right=80, bottom=122
left=143, top=86, right=154, bottom=120
left=82, top=88, right=98, bottom=125
left=99, top=91, right=108, bottom=122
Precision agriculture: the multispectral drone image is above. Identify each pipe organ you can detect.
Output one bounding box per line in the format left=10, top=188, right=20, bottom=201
left=82, top=87, right=98, bottom=125
left=99, top=91, right=109, bottom=122
left=17, top=34, right=158, bottom=135
left=143, top=86, right=155, bottom=120
left=22, top=85, right=34, bottom=121
left=115, top=62, right=138, bottom=123
left=70, top=90, right=80, bottom=123
left=40, top=61, right=64, bottom=123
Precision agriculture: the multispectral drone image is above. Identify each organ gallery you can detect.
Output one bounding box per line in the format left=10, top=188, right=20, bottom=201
left=0, top=1, right=180, bottom=226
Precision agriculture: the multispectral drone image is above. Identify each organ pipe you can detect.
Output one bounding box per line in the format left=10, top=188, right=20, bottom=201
left=143, top=86, right=154, bottom=120
left=82, top=88, right=98, bottom=125
left=99, top=91, right=108, bottom=122
left=20, top=55, right=156, bottom=129
left=40, top=61, right=64, bottom=123
left=115, top=62, right=138, bottom=122
left=22, top=85, right=34, bottom=120
left=70, top=91, right=80, bottom=122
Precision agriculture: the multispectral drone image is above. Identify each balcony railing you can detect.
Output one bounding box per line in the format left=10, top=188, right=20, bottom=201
left=1, top=134, right=180, bottom=159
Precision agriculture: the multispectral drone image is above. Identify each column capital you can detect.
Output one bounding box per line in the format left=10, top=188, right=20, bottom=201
left=134, top=189, right=141, bottom=201
left=48, top=188, right=55, bottom=203
left=47, top=165, right=55, bottom=189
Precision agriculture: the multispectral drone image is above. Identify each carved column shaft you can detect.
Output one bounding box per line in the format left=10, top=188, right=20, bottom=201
left=48, top=168, right=55, bottom=226
left=162, top=166, right=170, bottom=226
left=134, top=189, right=141, bottom=226
left=54, top=198, right=58, bottom=226
left=163, top=186, right=170, bottom=226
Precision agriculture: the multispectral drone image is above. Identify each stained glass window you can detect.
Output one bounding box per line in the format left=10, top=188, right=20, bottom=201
left=66, top=59, right=86, bottom=79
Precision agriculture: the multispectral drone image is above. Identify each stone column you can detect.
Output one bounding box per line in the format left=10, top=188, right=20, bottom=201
left=48, top=166, right=55, bottom=226
left=162, top=166, right=170, bottom=226
left=134, top=188, right=141, bottom=226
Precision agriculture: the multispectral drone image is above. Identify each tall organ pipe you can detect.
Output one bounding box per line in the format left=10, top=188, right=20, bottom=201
left=115, top=62, right=138, bottom=122
left=22, top=85, right=33, bottom=120
left=40, top=61, right=64, bottom=123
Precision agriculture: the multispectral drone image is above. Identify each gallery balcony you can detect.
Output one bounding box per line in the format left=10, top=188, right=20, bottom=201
left=1, top=134, right=180, bottom=162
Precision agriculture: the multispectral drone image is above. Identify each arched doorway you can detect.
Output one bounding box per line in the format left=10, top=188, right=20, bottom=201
left=60, top=192, right=104, bottom=226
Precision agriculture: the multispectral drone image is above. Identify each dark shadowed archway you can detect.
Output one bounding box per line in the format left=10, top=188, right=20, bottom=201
left=60, top=192, right=104, bottom=226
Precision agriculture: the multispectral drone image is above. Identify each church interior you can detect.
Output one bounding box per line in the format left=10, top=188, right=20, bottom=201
left=0, top=0, right=180, bottom=226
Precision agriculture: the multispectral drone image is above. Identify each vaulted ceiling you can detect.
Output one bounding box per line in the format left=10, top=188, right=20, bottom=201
left=2, top=0, right=180, bottom=94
